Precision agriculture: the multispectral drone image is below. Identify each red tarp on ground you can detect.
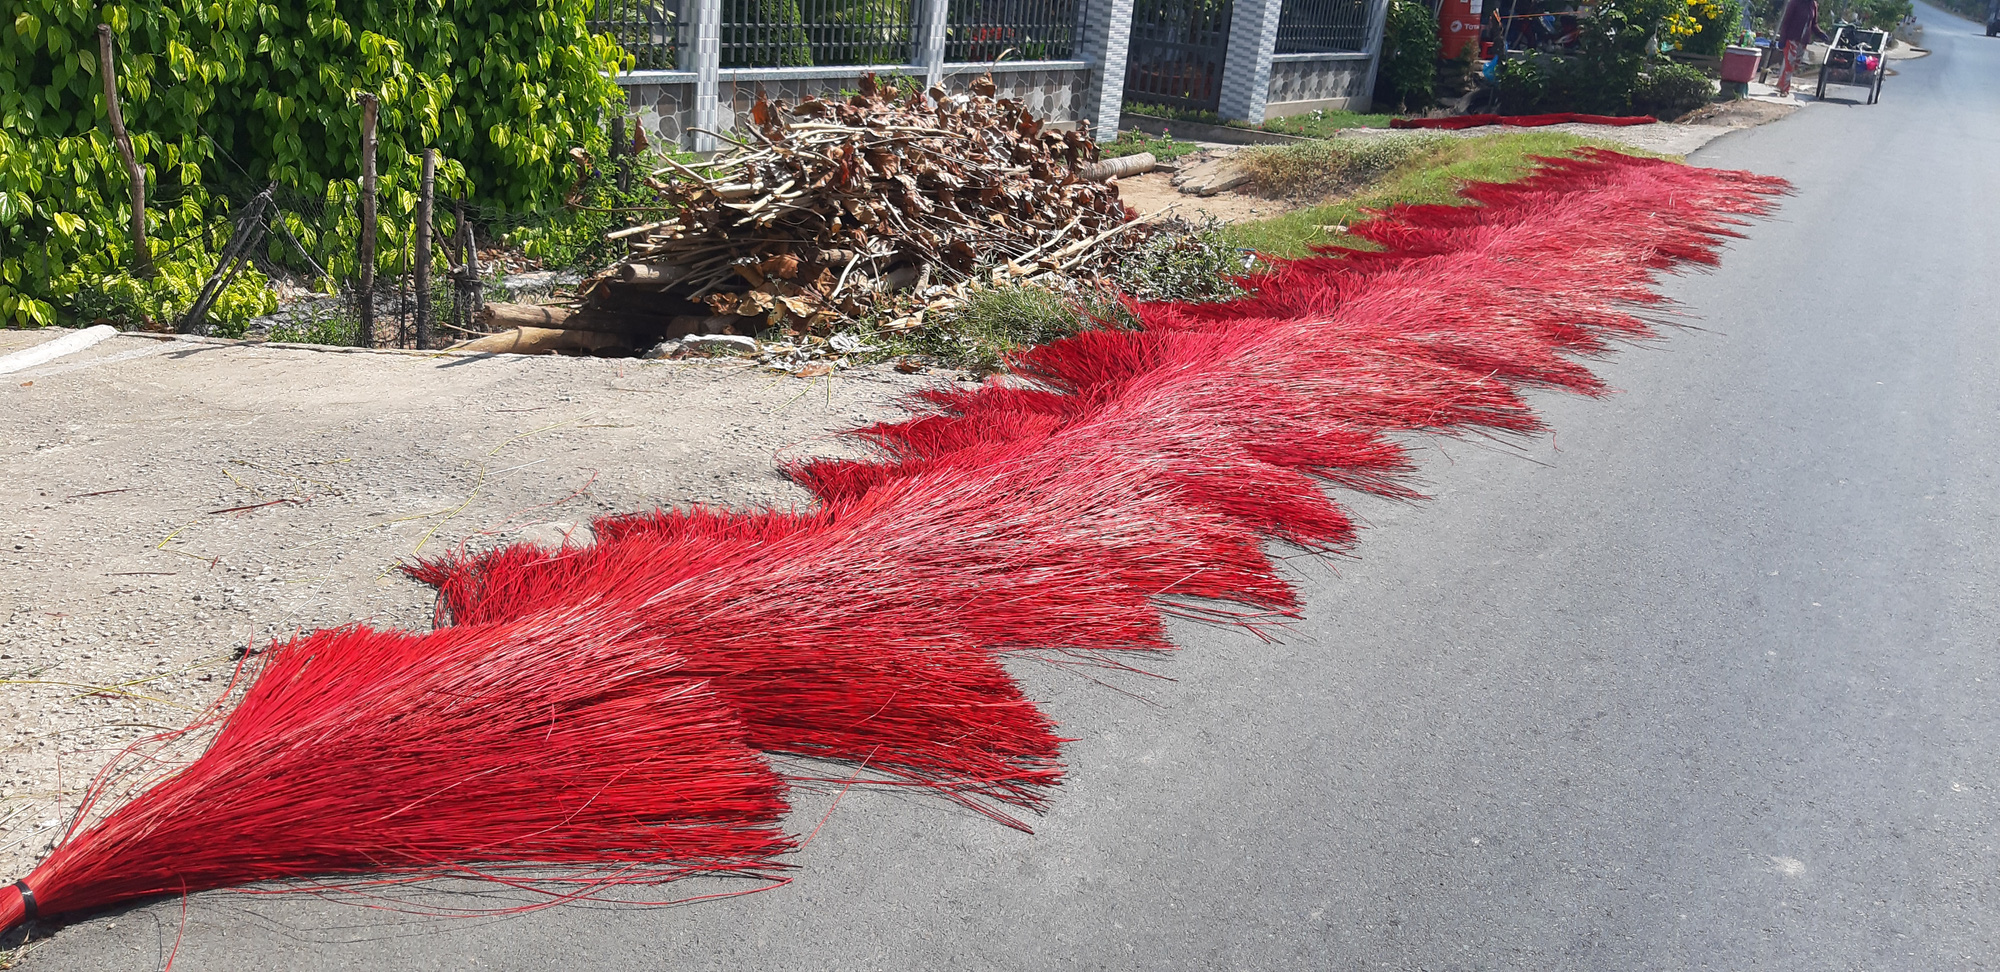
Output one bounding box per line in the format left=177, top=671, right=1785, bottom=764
left=1390, top=112, right=1660, bottom=129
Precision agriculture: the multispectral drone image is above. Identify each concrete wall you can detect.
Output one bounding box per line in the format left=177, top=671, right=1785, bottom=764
left=1263, top=52, right=1375, bottom=115
left=612, top=0, right=1382, bottom=148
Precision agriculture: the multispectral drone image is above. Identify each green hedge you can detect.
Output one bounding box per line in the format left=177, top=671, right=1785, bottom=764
left=1, top=0, right=627, bottom=328
left=1375, top=0, right=1441, bottom=113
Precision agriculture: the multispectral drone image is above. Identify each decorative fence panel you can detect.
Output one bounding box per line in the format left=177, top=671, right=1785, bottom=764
left=719, top=0, right=919, bottom=66
left=1273, top=0, right=1371, bottom=53
left=1123, top=0, right=1232, bottom=111
left=591, top=0, right=683, bottom=69
left=944, top=0, right=1084, bottom=62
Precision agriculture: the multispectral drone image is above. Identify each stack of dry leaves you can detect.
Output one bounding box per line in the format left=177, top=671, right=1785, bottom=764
left=578, top=72, right=1155, bottom=338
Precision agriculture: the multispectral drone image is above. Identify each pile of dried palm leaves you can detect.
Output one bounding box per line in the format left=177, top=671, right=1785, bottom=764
left=572, top=73, right=1153, bottom=342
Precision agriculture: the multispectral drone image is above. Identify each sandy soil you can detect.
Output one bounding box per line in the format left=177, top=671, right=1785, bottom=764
left=1681, top=98, right=1801, bottom=129
left=0, top=330, right=957, bottom=879
left=1115, top=169, right=1285, bottom=222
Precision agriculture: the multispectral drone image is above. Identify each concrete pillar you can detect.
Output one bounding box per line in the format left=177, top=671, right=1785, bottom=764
left=1078, top=0, right=1137, bottom=141
left=686, top=0, right=722, bottom=152
left=915, top=0, right=951, bottom=87
left=1217, top=0, right=1284, bottom=124
left=1358, top=0, right=1391, bottom=106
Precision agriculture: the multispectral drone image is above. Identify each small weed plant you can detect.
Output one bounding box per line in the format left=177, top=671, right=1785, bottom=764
left=1116, top=218, right=1252, bottom=303
left=1102, top=130, right=1202, bottom=162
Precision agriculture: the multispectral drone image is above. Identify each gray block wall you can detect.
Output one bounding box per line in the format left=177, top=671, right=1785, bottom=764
left=1263, top=54, right=1375, bottom=114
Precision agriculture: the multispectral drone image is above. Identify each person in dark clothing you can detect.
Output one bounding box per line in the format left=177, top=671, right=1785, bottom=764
left=1775, top=0, right=1830, bottom=97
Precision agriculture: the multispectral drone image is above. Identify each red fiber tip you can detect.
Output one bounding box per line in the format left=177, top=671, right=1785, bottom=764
left=0, top=881, right=26, bottom=934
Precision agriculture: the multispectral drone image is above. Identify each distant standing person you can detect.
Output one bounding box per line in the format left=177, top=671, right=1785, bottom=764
left=1776, top=0, right=1830, bottom=97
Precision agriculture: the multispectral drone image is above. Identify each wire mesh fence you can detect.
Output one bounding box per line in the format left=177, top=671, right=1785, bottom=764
left=944, top=0, right=1084, bottom=61
left=60, top=177, right=640, bottom=352
left=1274, top=0, right=1372, bottom=53
left=591, top=0, right=683, bottom=69
left=719, top=0, right=919, bottom=66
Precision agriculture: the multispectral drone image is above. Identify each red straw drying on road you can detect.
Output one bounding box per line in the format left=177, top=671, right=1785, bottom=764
left=0, top=613, right=790, bottom=931
left=0, top=150, right=1785, bottom=934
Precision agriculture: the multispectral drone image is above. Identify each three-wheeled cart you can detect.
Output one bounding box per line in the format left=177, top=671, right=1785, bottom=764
left=1815, top=24, right=1889, bottom=103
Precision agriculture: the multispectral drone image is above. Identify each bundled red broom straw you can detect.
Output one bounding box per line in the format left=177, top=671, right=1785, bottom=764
left=0, top=612, right=791, bottom=932
left=0, top=150, right=1785, bottom=936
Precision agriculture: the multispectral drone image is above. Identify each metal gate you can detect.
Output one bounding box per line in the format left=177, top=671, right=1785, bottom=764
left=1123, top=0, right=1232, bottom=112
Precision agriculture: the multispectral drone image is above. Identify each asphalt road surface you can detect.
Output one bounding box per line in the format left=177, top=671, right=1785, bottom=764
left=23, top=7, right=2000, bottom=970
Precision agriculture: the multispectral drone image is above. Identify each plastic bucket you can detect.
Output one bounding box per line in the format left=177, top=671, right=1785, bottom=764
left=1721, top=45, right=1761, bottom=83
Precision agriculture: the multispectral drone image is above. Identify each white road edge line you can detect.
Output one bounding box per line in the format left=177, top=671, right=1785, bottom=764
left=20, top=343, right=168, bottom=378
left=0, top=325, right=119, bottom=375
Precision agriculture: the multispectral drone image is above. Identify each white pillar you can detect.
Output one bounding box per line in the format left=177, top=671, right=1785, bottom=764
left=1218, top=0, right=1284, bottom=124
left=1078, top=0, right=1137, bottom=141
left=915, top=0, right=950, bottom=87
left=687, top=0, right=722, bottom=152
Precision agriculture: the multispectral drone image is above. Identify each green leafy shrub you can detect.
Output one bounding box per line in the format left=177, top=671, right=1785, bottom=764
left=1673, top=0, right=1744, bottom=56
left=1632, top=62, right=1716, bottom=118
left=69, top=252, right=277, bottom=333
left=2, top=0, right=627, bottom=329
left=1376, top=0, right=1441, bottom=112
left=0, top=1, right=256, bottom=326
left=1115, top=217, right=1251, bottom=303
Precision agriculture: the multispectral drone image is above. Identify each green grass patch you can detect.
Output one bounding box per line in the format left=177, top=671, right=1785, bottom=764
left=858, top=219, right=1248, bottom=372
left=1235, top=133, right=1453, bottom=199
left=1225, top=132, right=1650, bottom=258
left=267, top=313, right=358, bottom=347
left=1254, top=108, right=1395, bottom=136
left=1121, top=102, right=1393, bottom=135
left=1102, top=129, right=1204, bottom=162
left=859, top=283, right=1123, bottom=374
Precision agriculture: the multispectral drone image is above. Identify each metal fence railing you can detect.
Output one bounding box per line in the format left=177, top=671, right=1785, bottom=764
left=1123, top=0, right=1231, bottom=111
left=944, top=0, right=1083, bottom=62
left=591, top=0, right=682, bottom=69
left=1273, top=0, right=1371, bottom=53
left=719, top=0, right=918, bottom=66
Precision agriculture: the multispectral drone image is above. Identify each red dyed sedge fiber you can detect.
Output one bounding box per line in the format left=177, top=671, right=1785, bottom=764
left=0, top=150, right=1786, bottom=935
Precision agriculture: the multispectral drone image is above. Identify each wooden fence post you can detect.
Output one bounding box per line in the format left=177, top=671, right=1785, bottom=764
left=414, top=148, right=435, bottom=350
left=457, top=196, right=483, bottom=326
left=357, top=93, right=378, bottom=348
left=96, top=25, right=150, bottom=278
left=611, top=116, right=630, bottom=192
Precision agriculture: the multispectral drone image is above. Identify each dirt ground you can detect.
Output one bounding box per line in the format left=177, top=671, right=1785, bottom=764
left=1680, top=98, right=1801, bottom=129
left=1115, top=169, right=1285, bottom=222
left=0, top=329, right=960, bottom=880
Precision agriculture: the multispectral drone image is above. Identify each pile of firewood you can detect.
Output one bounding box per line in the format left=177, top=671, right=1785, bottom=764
left=465, top=73, right=1157, bottom=355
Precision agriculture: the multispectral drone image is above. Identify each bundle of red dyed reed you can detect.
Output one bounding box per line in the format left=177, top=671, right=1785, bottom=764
left=0, top=149, right=1786, bottom=936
